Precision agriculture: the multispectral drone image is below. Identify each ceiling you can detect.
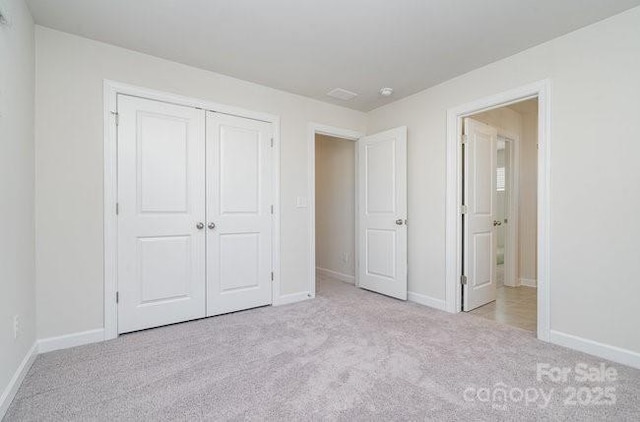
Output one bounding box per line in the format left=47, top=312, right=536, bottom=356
left=25, top=0, right=640, bottom=111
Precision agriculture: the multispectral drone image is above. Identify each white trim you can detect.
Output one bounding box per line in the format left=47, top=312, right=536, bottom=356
left=549, top=330, right=640, bottom=370
left=0, top=343, right=37, bottom=419
left=308, top=123, right=364, bottom=298
left=103, top=82, right=118, bottom=341
left=103, top=80, right=281, bottom=340
left=271, top=119, right=282, bottom=313
left=519, top=278, right=537, bottom=288
left=445, top=79, right=551, bottom=343
left=38, top=329, right=106, bottom=353
left=273, top=291, right=312, bottom=306
left=316, top=267, right=355, bottom=284
left=408, top=292, right=447, bottom=312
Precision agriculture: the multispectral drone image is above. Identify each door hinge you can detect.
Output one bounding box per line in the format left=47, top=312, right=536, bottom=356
left=460, top=275, right=468, bottom=285
left=116, top=291, right=119, bottom=303
left=270, top=137, right=274, bottom=147
left=271, top=271, right=274, bottom=281
left=112, top=111, right=119, bottom=126
left=116, top=202, right=119, bottom=215
left=270, top=205, right=273, bottom=215
left=461, top=134, right=468, bottom=144
left=461, top=205, right=468, bottom=214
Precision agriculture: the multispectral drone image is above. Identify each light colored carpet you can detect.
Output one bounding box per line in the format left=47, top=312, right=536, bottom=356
left=5, top=277, right=640, bottom=421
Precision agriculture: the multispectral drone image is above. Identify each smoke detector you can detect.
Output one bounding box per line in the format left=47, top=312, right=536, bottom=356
left=379, top=87, right=394, bottom=97
left=327, top=88, right=358, bottom=101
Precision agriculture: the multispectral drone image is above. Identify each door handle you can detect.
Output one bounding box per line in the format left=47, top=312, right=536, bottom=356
left=196, top=222, right=204, bottom=230
left=395, top=219, right=404, bottom=226
left=493, top=220, right=502, bottom=226
left=208, top=222, right=216, bottom=230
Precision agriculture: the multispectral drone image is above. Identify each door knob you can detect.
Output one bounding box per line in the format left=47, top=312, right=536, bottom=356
left=493, top=220, right=502, bottom=226
left=395, top=219, right=404, bottom=226
left=196, top=222, right=204, bottom=230
left=208, top=222, right=216, bottom=230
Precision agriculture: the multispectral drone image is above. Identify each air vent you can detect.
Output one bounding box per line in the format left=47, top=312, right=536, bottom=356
left=327, top=88, right=358, bottom=101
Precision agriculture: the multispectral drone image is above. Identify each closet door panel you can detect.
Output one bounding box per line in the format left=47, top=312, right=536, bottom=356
left=206, top=112, right=273, bottom=316
left=117, top=95, right=206, bottom=333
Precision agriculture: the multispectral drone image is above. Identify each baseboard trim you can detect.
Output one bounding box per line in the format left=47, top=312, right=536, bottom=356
left=273, top=291, right=311, bottom=306
left=549, top=330, right=640, bottom=370
left=38, top=328, right=105, bottom=354
left=519, top=278, right=537, bottom=288
left=0, top=342, right=38, bottom=419
left=408, top=291, right=447, bottom=312
left=316, top=267, right=355, bottom=284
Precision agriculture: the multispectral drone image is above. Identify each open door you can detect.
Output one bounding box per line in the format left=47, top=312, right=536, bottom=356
left=463, top=118, right=498, bottom=311
left=358, top=127, right=407, bottom=300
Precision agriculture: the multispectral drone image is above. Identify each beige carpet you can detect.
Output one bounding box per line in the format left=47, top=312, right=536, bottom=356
left=5, top=277, right=640, bottom=421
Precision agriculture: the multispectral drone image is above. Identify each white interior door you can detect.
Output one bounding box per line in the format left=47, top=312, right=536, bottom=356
left=463, top=118, right=498, bottom=311
left=206, top=112, right=273, bottom=316
left=117, top=95, right=206, bottom=333
left=358, top=127, right=407, bottom=300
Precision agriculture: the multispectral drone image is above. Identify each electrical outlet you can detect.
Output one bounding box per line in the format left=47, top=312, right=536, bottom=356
left=13, top=314, right=20, bottom=339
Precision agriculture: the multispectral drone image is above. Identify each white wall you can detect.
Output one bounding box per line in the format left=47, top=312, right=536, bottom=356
left=367, top=7, right=640, bottom=354
left=0, top=0, right=36, bottom=413
left=518, top=108, right=538, bottom=283
left=315, top=135, right=355, bottom=278
left=34, top=26, right=367, bottom=339
left=473, top=106, right=522, bottom=136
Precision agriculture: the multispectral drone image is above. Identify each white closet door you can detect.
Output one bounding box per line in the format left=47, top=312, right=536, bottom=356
left=117, top=95, right=206, bottom=333
left=358, top=127, right=408, bottom=300
left=206, top=112, right=273, bottom=316
left=463, top=118, right=498, bottom=311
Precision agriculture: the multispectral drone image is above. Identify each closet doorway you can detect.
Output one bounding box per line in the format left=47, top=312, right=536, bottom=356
left=314, top=133, right=357, bottom=290
left=103, top=82, right=280, bottom=337
left=307, top=123, right=408, bottom=301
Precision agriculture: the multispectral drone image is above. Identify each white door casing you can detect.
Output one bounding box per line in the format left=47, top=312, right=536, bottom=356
left=117, top=95, right=207, bottom=333
left=463, top=118, right=498, bottom=311
left=358, top=127, right=408, bottom=300
left=206, top=112, right=274, bottom=315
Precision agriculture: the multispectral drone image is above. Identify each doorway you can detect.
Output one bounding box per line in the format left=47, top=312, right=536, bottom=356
left=464, top=99, right=538, bottom=333
left=444, top=80, right=550, bottom=341
left=307, top=123, right=408, bottom=300
left=116, top=96, right=274, bottom=334
left=314, top=134, right=357, bottom=291
left=103, top=81, right=281, bottom=339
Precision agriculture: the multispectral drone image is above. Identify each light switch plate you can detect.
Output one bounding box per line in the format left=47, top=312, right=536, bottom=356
left=0, top=1, right=10, bottom=26
left=296, top=196, right=308, bottom=208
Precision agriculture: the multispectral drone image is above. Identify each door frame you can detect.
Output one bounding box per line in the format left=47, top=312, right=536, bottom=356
left=493, top=131, right=520, bottom=289
left=307, top=123, right=364, bottom=298
left=103, top=80, right=281, bottom=340
left=445, top=80, right=551, bottom=341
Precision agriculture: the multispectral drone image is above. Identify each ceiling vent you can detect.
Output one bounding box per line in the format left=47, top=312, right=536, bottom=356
left=327, top=88, right=358, bottom=101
